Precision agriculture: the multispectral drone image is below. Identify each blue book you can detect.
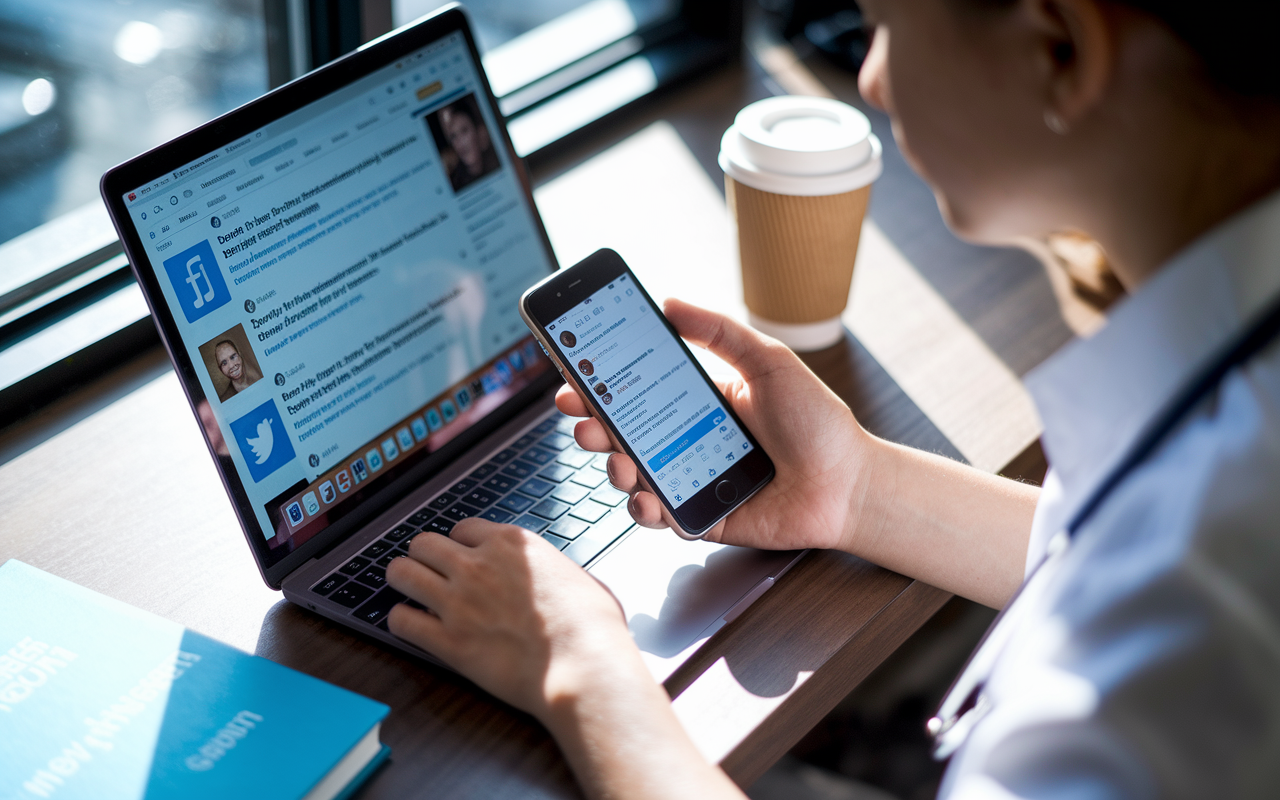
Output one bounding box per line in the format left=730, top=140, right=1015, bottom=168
left=0, top=561, right=390, bottom=800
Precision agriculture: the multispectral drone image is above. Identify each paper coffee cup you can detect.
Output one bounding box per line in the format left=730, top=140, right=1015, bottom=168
left=719, top=96, right=882, bottom=351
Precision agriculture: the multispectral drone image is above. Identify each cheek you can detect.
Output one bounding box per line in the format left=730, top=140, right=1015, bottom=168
left=883, top=26, right=1034, bottom=240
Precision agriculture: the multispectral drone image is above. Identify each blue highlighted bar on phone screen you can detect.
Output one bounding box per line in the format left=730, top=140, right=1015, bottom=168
left=646, top=407, right=727, bottom=472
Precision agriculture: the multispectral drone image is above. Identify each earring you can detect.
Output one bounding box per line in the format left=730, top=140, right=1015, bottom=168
left=1044, top=109, right=1069, bottom=135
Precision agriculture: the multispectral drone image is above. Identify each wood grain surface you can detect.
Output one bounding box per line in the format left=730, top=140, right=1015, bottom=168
left=0, top=32, right=1072, bottom=800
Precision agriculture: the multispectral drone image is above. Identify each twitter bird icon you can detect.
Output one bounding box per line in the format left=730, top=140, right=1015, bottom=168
left=230, top=400, right=296, bottom=482
left=248, top=418, right=274, bottom=464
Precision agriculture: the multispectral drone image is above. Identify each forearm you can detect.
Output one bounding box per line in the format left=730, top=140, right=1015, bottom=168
left=543, top=644, right=744, bottom=800
left=846, top=436, right=1038, bottom=608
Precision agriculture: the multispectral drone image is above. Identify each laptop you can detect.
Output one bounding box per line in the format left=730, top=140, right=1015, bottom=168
left=100, top=4, right=802, bottom=683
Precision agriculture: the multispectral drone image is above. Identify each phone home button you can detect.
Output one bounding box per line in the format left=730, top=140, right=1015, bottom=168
left=714, top=479, right=738, bottom=505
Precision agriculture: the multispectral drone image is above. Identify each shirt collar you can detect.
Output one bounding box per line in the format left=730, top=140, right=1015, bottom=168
left=1025, top=189, right=1280, bottom=533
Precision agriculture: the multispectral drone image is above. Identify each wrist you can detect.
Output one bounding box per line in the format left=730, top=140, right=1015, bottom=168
left=839, top=431, right=897, bottom=556
left=539, top=628, right=654, bottom=733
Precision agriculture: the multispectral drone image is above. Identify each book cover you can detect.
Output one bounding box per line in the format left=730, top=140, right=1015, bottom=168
left=0, top=560, right=390, bottom=800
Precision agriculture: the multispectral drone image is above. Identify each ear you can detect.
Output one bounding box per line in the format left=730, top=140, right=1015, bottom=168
left=1027, top=0, right=1113, bottom=129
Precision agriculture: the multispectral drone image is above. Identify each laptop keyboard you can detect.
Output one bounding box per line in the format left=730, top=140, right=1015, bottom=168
left=308, top=412, right=636, bottom=630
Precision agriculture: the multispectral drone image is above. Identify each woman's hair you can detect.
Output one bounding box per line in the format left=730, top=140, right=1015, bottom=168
left=960, top=0, right=1280, bottom=99
left=1121, top=1, right=1279, bottom=98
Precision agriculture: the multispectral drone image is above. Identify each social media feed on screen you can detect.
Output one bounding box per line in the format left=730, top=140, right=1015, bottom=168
left=547, top=274, right=754, bottom=510
left=120, top=31, right=555, bottom=562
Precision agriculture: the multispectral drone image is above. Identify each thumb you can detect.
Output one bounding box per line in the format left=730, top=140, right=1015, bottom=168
left=662, top=298, right=791, bottom=381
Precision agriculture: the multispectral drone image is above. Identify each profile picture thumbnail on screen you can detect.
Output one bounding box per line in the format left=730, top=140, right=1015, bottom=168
left=425, top=93, right=501, bottom=193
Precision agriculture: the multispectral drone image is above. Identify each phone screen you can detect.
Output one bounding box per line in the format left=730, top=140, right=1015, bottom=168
left=546, top=273, right=755, bottom=509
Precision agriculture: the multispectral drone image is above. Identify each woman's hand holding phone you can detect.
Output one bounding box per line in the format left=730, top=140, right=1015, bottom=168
left=558, top=298, right=875, bottom=552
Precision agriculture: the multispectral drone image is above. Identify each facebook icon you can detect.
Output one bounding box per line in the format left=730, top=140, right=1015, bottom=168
left=162, top=240, right=230, bottom=323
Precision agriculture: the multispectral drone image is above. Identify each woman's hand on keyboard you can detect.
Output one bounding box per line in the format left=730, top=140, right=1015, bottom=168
left=386, top=517, right=631, bottom=717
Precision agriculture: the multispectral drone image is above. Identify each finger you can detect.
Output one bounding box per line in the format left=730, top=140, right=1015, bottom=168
left=574, top=417, right=614, bottom=452
left=663, top=298, right=792, bottom=381
left=386, top=554, right=450, bottom=609
left=387, top=603, right=451, bottom=656
left=627, top=491, right=669, bottom=528
left=406, top=528, right=466, bottom=577
left=555, top=383, right=590, bottom=417
left=606, top=452, right=640, bottom=492
left=447, top=516, right=508, bottom=547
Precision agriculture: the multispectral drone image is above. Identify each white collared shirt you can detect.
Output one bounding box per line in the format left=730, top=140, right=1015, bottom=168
left=940, top=190, right=1280, bottom=800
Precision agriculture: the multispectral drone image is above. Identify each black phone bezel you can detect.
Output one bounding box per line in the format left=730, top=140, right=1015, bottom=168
left=99, top=5, right=561, bottom=588
left=521, top=249, right=774, bottom=535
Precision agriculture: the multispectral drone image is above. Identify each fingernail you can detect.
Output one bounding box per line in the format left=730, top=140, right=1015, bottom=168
left=606, top=455, right=617, bottom=481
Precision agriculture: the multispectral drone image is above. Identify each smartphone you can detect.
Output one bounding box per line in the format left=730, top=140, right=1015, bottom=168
left=520, top=248, right=774, bottom=538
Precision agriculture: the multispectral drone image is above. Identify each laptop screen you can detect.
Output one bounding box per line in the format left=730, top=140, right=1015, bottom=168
left=116, top=26, right=555, bottom=563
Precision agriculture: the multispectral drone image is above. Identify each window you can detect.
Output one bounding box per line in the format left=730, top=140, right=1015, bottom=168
left=0, top=0, right=268, bottom=253
left=0, top=0, right=740, bottom=424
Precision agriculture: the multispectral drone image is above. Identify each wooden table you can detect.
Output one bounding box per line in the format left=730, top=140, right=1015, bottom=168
left=0, top=34, right=1067, bottom=799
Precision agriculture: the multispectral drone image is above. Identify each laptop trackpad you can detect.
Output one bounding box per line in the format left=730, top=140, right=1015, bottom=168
left=588, top=529, right=799, bottom=683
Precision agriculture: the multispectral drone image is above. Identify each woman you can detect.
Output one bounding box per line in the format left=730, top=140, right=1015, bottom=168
left=386, top=0, right=1280, bottom=796
left=439, top=100, right=500, bottom=191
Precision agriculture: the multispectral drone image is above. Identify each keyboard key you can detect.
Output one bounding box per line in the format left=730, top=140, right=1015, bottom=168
left=497, top=493, right=536, bottom=514
left=376, top=619, right=390, bottom=632
left=533, top=418, right=558, bottom=434
left=448, top=478, right=477, bottom=496
left=548, top=517, right=589, bottom=540
left=339, top=556, right=370, bottom=576
left=531, top=498, right=571, bottom=520
left=483, top=474, right=519, bottom=493
left=523, top=448, right=557, bottom=465
left=480, top=508, right=515, bottom=523
left=355, top=566, right=387, bottom=589
left=407, top=508, right=435, bottom=526
left=463, top=487, right=501, bottom=508
left=562, top=510, right=635, bottom=567
left=571, top=470, right=608, bottom=489
left=540, top=432, right=575, bottom=451
left=442, top=502, right=482, bottom=522
left=492, top=448, right=520, bottom=464
left=469, top=463, right=498, bottom=480
left=557, top=449, right=593, bottom=469
left=539, top=464, right=576, bottom=483
left=519, top=477, right=556, bottom=498
left=515, top=514, right=550, bottom=533
left=501, top=460, right=538, bottom=480
left=513, top=434, right=539, bottom=449
left=312, top=574, right=346, bottom=596
left=555, top=417, right=576, bottom=434
left=362, top=540, right=393, bottom=559
left=551, top=482, right=590, bottom=504
left=376, top=552, right=398, bottom=568
left=429, top=492, right=457, bottom=511
left=425, top=518, right=455, bottom=536
left=384, top=524, right=415, bottom=542
left=591, top=454, right=612, bottom=470
left=330, top=581, right=375, bottom=608
left=353, top=587, right=407, bottom=625
left=591, top=486, right=628, bottom=507
left=569, top=500, right=610, bottom=523
left=541, top=532, right=571, bottom=550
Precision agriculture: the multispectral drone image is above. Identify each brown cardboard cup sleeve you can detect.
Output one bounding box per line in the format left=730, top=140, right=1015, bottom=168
left=727, top=177, right=871, bottom=324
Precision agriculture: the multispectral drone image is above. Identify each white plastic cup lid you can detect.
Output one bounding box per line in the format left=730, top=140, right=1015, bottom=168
left=720, top=96, right=882, bottom=196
